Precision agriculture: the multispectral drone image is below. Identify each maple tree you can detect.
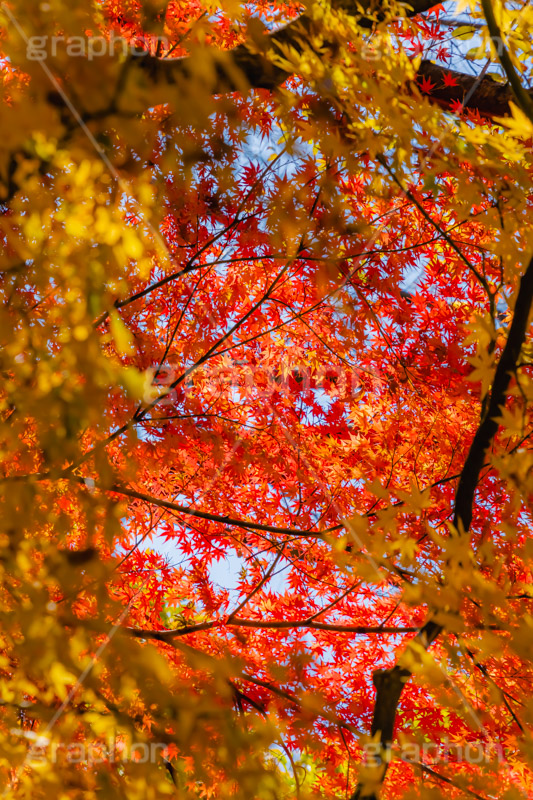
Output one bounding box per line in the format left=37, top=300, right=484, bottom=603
left=1, top=0, right=533, bottom=797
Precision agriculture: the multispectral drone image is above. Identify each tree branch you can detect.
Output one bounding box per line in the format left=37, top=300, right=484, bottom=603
left=132, top=3, right=529, bottom=120
left=454, top=254, right=533, bottom=533
left=133, top=0, right=439, bottom=91
left=349, top=253, right=533, bottom=800
left=417, top=60, right=527, bottom=119
left=105, top=482, right=325, bottom=536
left=128, top=619, right=419, bottom=639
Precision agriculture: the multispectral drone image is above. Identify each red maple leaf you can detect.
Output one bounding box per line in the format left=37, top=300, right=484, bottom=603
left=418, top=75, right=436, bottom=94
left=450, top=98, right=464, bottom=114
left=442, top=71, right=459, bottom=87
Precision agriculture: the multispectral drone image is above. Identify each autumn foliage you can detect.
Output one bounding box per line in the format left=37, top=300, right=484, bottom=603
left=1, top=0, right=533, bottom=797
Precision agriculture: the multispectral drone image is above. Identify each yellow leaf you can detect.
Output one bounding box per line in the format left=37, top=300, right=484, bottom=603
left=110, top=311, right=136, bottom=356
left=495, top=102, right=533, bottom=140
